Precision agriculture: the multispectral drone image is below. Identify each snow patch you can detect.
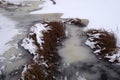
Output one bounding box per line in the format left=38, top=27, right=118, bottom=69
left=21, top=38, right=37, bottom=55
left=106, top=51, right=120, bottom=62
left=87, top=33, right=101, bottom=39
left=85, top=40, right=96, bottom=49
left=21, top=22, right=50, bottom=55
left=30, top=23, right=50, bottom=48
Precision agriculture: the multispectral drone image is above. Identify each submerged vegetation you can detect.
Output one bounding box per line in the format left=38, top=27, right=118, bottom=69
left=85, top=29, right=120, bottom=63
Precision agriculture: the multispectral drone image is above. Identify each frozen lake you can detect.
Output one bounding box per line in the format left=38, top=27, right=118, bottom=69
left=0, top=0, right=120, bottom=80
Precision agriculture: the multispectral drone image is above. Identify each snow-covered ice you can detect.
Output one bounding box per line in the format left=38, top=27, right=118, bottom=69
left=0, top=14, right=19, bottom=56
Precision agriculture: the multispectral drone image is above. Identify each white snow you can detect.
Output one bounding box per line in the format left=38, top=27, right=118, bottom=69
left=21, top=65, right=28, bottom=77
left=85, top=33, right=101, bottom=51
left=88, top=33, right=101, bottom=39
left=22, top=64, right=34, bottom=75
left=30, top=23, right=50, bottom=48
left=21, top=23, right=50, bottom=55
left=85, top=40, right=96, bottom=49
left=94, top=50, right=101, bottom=54
left=21, top=38, right=38, bottom=55
left=85, top=32, right=101, bottom=53
left=0, top=14, right=19, bottom=55
left=106, top=54, right=117, bottom=62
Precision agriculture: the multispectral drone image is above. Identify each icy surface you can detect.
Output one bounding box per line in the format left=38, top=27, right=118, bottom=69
left=0, top=14, right=19, bottom=55
left=3, top=0, right=39, bottom=4
left=4, top=0, right=22, bottom=4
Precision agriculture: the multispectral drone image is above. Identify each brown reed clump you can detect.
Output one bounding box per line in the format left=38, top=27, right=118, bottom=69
left=64, top=18, right=86, bottom=27
left=50, top=0, right=56, bottom=4
left=86, top=29, right=119, bottom=63
left=21, top=21, right=65, bottom=80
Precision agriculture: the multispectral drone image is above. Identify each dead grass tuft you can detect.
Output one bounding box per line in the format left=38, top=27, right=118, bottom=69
left=50, top=0, right=56, bottom=4
left=86, top=29, right=118, bottom=63
left=22, top=21, right=65, bottom=80
left=64, top=18, right=86, bottom=27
